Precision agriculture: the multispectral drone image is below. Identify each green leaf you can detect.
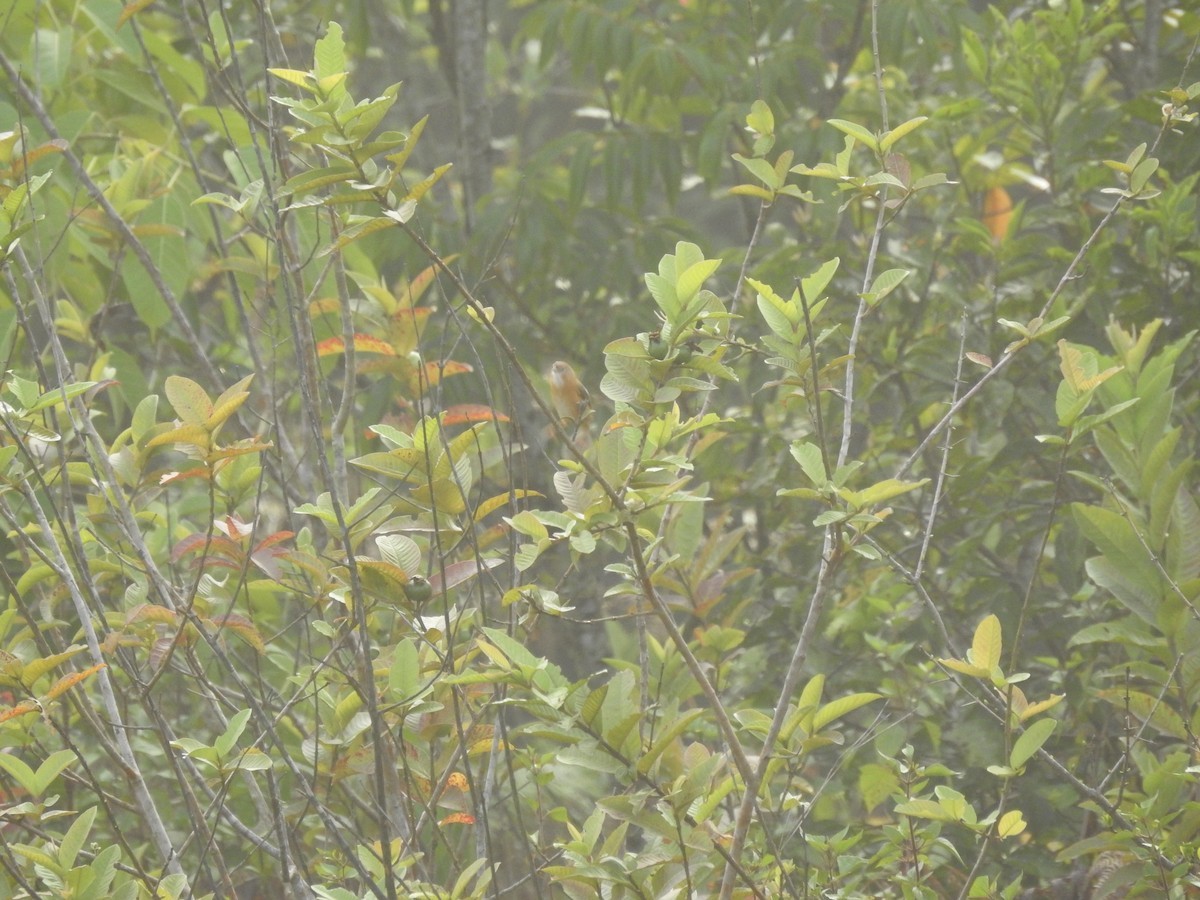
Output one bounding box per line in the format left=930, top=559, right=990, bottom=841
left=58, top=806, right=96, bottom=870
left=754, top=282, right=798, bottom=338
left=1010, top=717, right=1056, bottom=770
left=675, top=258, right=722, bottom=307
left=376, top=533, right=422, bottom=576
left=895, top=799, right=953, bottom=821
left=732, top=154, right=781, bottom=191
left=267, top=68, right=314, bottom=90
left=812, top=692, right=882, bottom=732
left=214, top=708, right=252, bottom=759
left=864, top=268, right=910, bottom=306
left=883, top=116, right=926, bottom=153
left=840, top=477, right=929, bottom=509
left=790, top=441, right=827, bottom=486
left=911, top=172, right=953, bottom=191
left=0, top=752, right=39, bottom=796
left=879, top=116, right=928, bottom=153
left=800, top=257, right=840, bottom=303
left=314, top=21, right=347, bottom=82
left=826, top=119, right=879, bottom=153
left=480, top=626, right=541, bottom=669
left=636, top=709, right=704, bottom=775
left=1129, top=156, right=1158, bottom=194
left=388, top=639, right=421, bottom=701
left=319, top=216, right=398, bottom=256
left=231, top=748, right=274, bottom=772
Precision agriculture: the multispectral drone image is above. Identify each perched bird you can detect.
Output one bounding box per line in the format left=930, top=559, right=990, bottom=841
left=546, top=360, right=592, bottom=450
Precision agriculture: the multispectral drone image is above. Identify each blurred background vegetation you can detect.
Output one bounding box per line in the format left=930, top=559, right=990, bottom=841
left=0, top=0, right=1197, bottom=896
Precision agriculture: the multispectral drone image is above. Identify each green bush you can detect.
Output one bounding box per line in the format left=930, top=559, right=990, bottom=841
left=0, top=1, right=1196, bottom=897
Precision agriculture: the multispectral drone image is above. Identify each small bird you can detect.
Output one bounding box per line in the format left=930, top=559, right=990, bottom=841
left=546, top=360, right=592, bottom=449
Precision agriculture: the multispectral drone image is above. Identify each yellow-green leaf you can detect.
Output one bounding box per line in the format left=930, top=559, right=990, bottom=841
left=997, top=809, right=1026, bottom=837
left=812, top=692, right=883, bottom=733
left=971, top=614, right=1002, bottom=671
left=164, top=375, right=213, bottom=426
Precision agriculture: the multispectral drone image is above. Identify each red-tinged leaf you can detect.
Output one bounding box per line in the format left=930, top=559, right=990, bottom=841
left=316, top=334, right=397, bottom=358
left=475, top=523, right=509, bottom=552
left=8, top=140, right=68, bottom=177
left=149, top=635, right=175, bottom=670
left=389, top=307, right=434, bottom=353
left=442, top=404, right=510, bottom=426
left=393, top=307, right=435, bottom=326
left=42, top=664, right=106, bottom=702
left=356, top=357, right=412, bottom=380
left=216, top=515, right=253, bottom=539
left=965, top=351, right=993, bottom=368
left=429, top=558, right=504, bottom=593
left=210, top=615, right=266, bottom=653
left=171, top=532, right=244, bottom=563
left=160, top=467, right=214, bottom=485
left=439, top=812, right=475, bottom=826
left=254, top=531, right=295, bottom=551
left=251, top=547, right=288, bottom=580
left=187, top=557, right=244, bottom=572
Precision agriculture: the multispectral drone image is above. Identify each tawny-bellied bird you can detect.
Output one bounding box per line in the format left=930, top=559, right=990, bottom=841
left=546, top=360, right=592, bottom=450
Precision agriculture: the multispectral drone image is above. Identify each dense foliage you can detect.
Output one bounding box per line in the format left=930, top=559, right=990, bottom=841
left=0, top=0, right=1197, bottom=897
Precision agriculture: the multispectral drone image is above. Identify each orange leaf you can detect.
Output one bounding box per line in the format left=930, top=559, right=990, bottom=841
left=422, top=360, right=473, bottom=386
left=316, top=335, right=397, bottom=358
left=0, top=701, right=39, bottom=723
left=42, top=663, right=106, bottom=702
left=439, top=812, right=475, bottom=826
left=982, top=186, right=1013, bottom=244
left=210, top=614, right=266, bottom=653
left=126, top=604, right=180, bottom=626
left=308, top=297, right=342, bottom=317
left=441, top=404, right=510, bottom=426
left=446, top=771, right=469, bottom=791
left=117, top=0, right=157, bottom=28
